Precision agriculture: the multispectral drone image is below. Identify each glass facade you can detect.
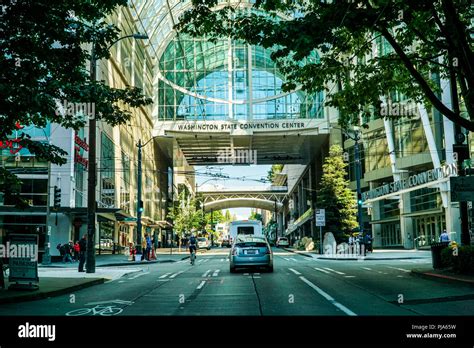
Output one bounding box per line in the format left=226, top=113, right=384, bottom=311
left=157, top=37, right=323, bottom=121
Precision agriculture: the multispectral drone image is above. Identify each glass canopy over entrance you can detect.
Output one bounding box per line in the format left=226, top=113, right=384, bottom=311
left=129, top=0, right=324, bottom=122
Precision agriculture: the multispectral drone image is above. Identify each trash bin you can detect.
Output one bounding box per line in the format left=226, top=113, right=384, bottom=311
left=431, top=242, right=449, bottom=269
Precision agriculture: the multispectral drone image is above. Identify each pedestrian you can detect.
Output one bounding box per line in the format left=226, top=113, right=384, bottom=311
left=73, top=241, right=80, bottom=262
left=57, top=243, right=65, bottom=262
left=363, top=233, right=372, bottom=254
left=63, top=241, right=74, bottom=263
left=78, top=234, right=87, bottom=272
left=141, top=236, right=147, bottom=261
left=146, top=233, right=152, bottom=261
left=439, top=229, right=450, bottom=242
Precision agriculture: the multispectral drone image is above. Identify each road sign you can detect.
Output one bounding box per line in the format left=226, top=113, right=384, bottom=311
left=315, top=209, right=326, bottom=227
left=450, top=177, right=474, bottom=202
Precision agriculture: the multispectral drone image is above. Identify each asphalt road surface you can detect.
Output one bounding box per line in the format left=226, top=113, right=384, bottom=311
left=0, top=248, right=473, bottom=316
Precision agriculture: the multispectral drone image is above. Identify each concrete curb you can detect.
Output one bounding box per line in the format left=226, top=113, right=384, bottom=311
left=282, top=248, right=430, bottom=261
left=0, top=278, right=104, bottom=305
left=410, top=269, right=474, bottom=286
left=39, top=256, right=190, bottom=269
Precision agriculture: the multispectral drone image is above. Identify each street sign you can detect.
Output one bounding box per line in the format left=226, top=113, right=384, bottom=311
left=315, top=209, right=326, bottom=227
left=450, top=177, right=474, bottom=202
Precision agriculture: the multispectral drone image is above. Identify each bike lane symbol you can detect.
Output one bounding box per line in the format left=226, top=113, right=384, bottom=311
left=65, top=299, right=134, bottom=316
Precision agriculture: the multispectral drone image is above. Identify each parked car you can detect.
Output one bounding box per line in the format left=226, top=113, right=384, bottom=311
left=229, top=235, right=273, bottom=273
left=276, top=237, right=289, bottom=248
left=197, top=237, right=211, bottom=250
left=221, top=238, right=231, bottom=248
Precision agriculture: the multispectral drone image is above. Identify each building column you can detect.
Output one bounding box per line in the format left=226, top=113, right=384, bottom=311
left=369, top=182, right=382, bottom=248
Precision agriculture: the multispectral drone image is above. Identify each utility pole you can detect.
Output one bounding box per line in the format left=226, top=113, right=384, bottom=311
left=86, top=37, right=97, bottom=273
left=354, top=132, right=364, bottom=236
left=42, top=159, right=52, bottom=265
left=136, top=140, right=143, bottom=256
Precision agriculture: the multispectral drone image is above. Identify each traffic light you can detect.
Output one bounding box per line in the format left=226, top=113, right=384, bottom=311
left=138, top=200, right=144, bottom=213
left=357, top=193, right=363, bottom=207
left=53, top=186, right=61, bottom=209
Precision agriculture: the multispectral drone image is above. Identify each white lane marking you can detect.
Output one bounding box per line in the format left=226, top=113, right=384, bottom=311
left=129, top=271, right=149, bottom=280
left=361, top=267, right=372, bottom=271
left=159, top=273, right=171, bottom=279
left=387, top=266, right=411, bottom=273
left=225, top=258, right=230, bottom=262
left=220, top=259, right=224, bottom=262
left=243, top=273, right=249, bottom=276
left=212, top=270, right=220, bottom=277
left=118, top=281, right=126, bottom=283
left=202, top=259, right=210, bottom=263
left=397, top=275, right=404, bottom=278
left=198, top=259, right=203, bottom=263
left=202, top=270, right=211, bottom=277
left=253, top=276, right=261, bottom=279
left=283, top=257, right=291, bottom=261
left=254, top=273, right=260, bottom=276
left=289, top=258, right=298, bottom=262
left=169, top=271, right=184, bottom=279
left=344, top=276, right=356, bottom=278
left=299, top=277, right=357, bottom=316
left=288, top=268, right=301, bottom=275
left=314, top=267, right=331, bottom=274
left=323, top=267, right=345, bottom=275
left=157, top=279, right=170, bottom=282
left=197, top=281, right=206, bottom=290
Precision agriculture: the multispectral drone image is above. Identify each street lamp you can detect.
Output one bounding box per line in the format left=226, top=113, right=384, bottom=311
left=86, top=30, right=148, bottom=273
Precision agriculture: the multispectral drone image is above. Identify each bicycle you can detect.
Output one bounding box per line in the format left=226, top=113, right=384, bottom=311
left=66, top=304, right=123, bottom=316
left=190, top=248, right=196, bottom=265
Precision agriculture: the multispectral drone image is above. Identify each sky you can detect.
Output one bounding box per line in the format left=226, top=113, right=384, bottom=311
left=195, top=164, right=271, bottom=220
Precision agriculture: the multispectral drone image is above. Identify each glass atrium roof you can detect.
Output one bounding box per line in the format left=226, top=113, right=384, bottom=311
left=129, top=0, right=324, bottom=121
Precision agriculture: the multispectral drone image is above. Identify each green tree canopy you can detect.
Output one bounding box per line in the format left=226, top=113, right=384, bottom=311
left=177, top=0, right=474, bottom=130
left=316, top=145, right=357, bottom=240
left=0, top=0, right=152, bottom=204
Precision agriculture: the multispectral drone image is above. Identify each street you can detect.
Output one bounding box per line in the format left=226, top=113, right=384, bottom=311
left=1, top=248, right=472, bottom=316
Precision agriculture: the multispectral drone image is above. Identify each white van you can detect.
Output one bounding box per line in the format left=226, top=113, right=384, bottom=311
left=229, top=220, right=263, bottom=245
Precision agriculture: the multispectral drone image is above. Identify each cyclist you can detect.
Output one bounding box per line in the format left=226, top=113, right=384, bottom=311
left=189, top=233, right=197, bottom=264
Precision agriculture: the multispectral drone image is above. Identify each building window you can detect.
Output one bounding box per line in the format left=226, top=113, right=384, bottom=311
left=381, top=223, right=401, bottom=246
left=410, top=187, right=441, bottom=213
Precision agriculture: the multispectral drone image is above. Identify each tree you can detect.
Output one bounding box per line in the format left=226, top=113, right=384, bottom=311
left=0, top=0, right=152, bottom=204
left=167, top=191, right=205, bottom=240
left=316, top=145, right=357, bottom=241
left=177, top=0, right=474, bottom=130
left=267, top=164, right=283, bottom=183
left=223, top=210, right=233, bottom=222
left=249, top=211, right=263, bottom=222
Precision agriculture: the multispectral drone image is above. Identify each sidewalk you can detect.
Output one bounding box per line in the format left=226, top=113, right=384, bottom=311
left=0, top=267, right=141, bottom=304
left=282, top=247, right=431, bottom=260
left=39, top=252, right=189, bottom=268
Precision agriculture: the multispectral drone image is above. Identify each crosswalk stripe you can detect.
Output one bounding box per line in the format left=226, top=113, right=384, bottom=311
left=288, top=268, right=301, bottom=275
left=289, top=258, right=298, bottom=262
left=314, top=267, right=331, bottom=274
left=129, top=271, right=149, bottom=280
left=323, top=267, right=345, bottom=275
left=387, top=266, right=410, bottom=273
left=197, top=281, right=206, bottom=290
left=213, top=270, right=220, bottom=277
left=159, top=273, right=171, bottom=279
left=169, top=271, right=184, bottom=278
left=202, top=270, right=211, bottom=277
left=220, top=259, right=224, bottom=262
left=361, top=267, right=372, bottom=271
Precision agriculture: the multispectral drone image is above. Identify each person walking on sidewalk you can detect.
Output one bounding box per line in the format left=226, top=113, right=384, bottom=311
left=73, top=241, right=80, bottom=262
left=439, top=229, right=450, bottom=243
left=78, top=234, right=87, bottom=272
left=145, top=233, right=152, bottom=261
